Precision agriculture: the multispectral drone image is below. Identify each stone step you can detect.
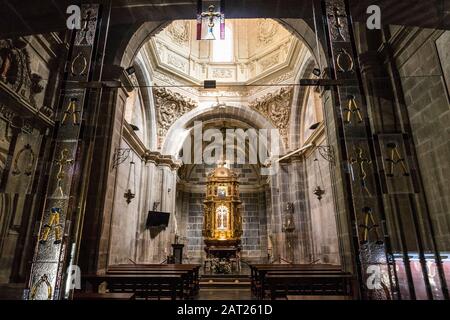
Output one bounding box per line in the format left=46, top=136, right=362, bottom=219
left=200, top=277, right=251, bottom=289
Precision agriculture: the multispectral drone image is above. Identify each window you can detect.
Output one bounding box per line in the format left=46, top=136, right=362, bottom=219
left=212, top=26, right=233, bottom=62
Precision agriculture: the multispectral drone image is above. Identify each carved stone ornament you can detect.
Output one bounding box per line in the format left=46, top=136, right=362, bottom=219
left=249, top=87, right=293, bottom=146
left=153, top=88, right=197, bottom=138
left=0, top=39, right=44, bottom=107
left=166, top=21, right=190, bottom=45
left=257, top=19, right=279, bottom=46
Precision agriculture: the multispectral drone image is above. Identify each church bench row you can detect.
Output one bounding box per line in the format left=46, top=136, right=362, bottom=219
left=249, top=264, right=350, bottom=299
left=107, top=264, right=201, bottom=295
left=82, top=274, right=184, bottom=300
left=82, top=264, right=200, bottom=300
left=266, top=274, right=354, bottom=300
left=105, top=270, right=196, bottom=298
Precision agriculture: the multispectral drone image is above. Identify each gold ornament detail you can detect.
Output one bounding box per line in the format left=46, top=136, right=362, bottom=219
left=30, top=274, right=52, bottom=300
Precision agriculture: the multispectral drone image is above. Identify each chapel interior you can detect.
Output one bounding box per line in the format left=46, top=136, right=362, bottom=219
left=0, top=0, right=449, bottom=301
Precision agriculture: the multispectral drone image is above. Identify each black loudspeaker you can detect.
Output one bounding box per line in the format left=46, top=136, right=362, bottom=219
left=146, top=211, right=170, bottom=229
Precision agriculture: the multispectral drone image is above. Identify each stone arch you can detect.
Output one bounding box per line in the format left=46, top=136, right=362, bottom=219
left=134, top=53, right=158, bottom=149
left=161, top=104, right=284, bottom=158
left=289, top=57, right=316, bottom=149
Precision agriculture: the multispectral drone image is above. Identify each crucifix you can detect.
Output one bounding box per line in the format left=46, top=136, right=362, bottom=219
left=201, top=5, right=221, bottom=39
left=350, top=146, right=372, bottom=196
left=52, top=149, right=74, bottom=198
left=343, top=94, right=363, bottom=124
left=328, top=6, right=347, bottom=41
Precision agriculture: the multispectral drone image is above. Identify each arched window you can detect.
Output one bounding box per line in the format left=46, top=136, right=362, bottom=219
left=212, top=26, right=233, bottom=62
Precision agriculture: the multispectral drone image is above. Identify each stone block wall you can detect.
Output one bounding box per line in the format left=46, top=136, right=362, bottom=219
left=183, top=191, right=268, bottom=263
left=395, top=29, right=450, bottom=251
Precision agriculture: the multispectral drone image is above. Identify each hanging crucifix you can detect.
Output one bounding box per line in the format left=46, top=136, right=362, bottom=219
left=197, top=0, right=225, bottom=40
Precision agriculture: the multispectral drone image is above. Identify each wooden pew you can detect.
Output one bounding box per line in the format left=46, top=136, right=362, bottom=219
left=83, top=274, right=184, bottom=300
left=106, top=270, right=194, bottom=298
left=249, top=264, right=342, bottom=298
left=107, top=264, right=200, bottom=296
left=266, top=274, right=353, bottom=300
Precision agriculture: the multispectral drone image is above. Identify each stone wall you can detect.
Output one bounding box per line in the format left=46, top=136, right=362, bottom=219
left=305, top=149, right=340, bottom=264
left=183, top=191, right=268, bottom=263
left=395, top=29, right=450, bottom=251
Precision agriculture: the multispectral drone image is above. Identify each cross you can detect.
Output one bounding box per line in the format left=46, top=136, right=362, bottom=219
left=52, top=149, right=74, bottom=197
left=55, top=149, right=74, bottom=180
left=201, top=5, right=221, bottom=39
left=350, top=146, right=372, bottom=195
left=328, top=6, right=347, bottom=41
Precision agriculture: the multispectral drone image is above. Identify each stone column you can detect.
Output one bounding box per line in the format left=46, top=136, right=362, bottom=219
left=289, top=157, right=312, bottom=263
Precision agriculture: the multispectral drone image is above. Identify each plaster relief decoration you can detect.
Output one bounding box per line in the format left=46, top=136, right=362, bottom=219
left=0, top=39, right=44, bottom=107
left=166, top=20, right=190, bottom=45
left=260, top=52, right=280, bottom=70
left=167, top=53, right=188, bottom=73
left=249, top=87, right=293, bottom=146
left=257, top=19, right=279, bottom=47
left=153, top=88, right=197, bottom=147
left=212, top=68, right=234, bottom=79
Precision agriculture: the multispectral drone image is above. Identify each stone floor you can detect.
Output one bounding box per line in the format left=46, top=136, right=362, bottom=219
left=196, top=288, right=254, bottom=300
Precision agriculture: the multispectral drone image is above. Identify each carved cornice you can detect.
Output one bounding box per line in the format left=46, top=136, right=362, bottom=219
left=153, top=87, right=197, bottom=145
left=123, top=122, right=181, bottom=170
left=248, top=87, right=293, bottom=146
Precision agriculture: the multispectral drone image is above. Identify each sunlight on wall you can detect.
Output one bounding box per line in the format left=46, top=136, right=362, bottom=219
left=212, top=26, right=233, bottom=62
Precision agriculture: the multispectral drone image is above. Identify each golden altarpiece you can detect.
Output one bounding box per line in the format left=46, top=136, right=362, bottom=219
left=202, top=164, right=242, bottom=263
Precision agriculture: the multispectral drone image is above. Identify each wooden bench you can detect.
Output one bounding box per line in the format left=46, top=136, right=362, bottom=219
left=266, top=274, right=353, bottom=300
left=107, top=264, right=200, bottom=296
left=249, top=264, right=343, bottom=298
left=83, top=274, right=184, bottom=300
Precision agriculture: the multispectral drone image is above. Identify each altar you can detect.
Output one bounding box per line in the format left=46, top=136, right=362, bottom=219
left=202, top=163, right=243, bottom=273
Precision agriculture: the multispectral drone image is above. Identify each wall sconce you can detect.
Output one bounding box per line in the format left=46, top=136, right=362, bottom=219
left=112, top=148, right=131, bottom=169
